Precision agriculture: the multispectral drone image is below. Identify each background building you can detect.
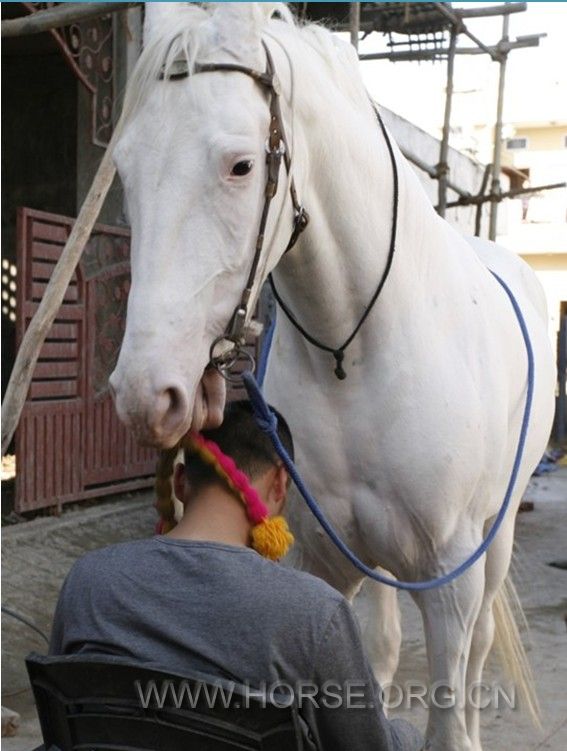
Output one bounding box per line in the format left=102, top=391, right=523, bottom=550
left=1, top=2, right=565, bottom=517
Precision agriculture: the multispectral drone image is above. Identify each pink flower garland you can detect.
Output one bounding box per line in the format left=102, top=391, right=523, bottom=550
left=188, top=432, right=268, bottom=525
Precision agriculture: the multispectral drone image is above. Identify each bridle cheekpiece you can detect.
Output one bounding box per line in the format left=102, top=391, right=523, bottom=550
left=159, top=37, right=398, bottom=382
left=161, top=42, right=309, bottom=381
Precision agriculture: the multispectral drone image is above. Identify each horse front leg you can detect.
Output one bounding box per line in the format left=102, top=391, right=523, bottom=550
left=354, top=574, right=402, bottom=693
left=412, top=539, right=486, bottom=751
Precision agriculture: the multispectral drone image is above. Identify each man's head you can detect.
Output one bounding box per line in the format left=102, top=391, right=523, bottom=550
left=174, top=400, right=294, bottom=519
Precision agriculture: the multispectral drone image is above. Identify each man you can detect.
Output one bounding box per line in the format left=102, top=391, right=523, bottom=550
left=50, top=401, right=423, bottom=750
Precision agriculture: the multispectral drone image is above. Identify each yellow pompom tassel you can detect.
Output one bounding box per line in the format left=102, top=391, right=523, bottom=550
left=251, top=516, right=294, bottom=561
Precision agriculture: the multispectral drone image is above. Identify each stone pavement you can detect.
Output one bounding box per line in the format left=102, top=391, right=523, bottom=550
left=1, top=491, right=156, bottom=749
left=1, top=472, right=566, bottom=750
left=523, top=463, right=567, bottom=504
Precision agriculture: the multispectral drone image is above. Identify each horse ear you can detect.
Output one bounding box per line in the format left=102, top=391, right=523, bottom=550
left=143, top=2, right=184, bottom=47
left=212, top=2, right=281, bottom=55
left=256, top=3, right=282, bottom=22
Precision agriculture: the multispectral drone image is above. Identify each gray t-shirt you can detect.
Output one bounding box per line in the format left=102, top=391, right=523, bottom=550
left=50, top=537, right=422, bottom=750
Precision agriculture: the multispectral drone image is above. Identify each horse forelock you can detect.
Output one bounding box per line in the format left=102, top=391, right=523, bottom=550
left=117, top=3, right=368, bottom=138
left=117, top=5, right=209, bottom=131
left=117, top=4, right=285, bottom=127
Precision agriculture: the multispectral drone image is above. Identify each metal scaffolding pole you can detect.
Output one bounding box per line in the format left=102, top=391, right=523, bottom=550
left=475, top=165, right=492, bottom=237
left=359, top=34, right=543, bottom=62
left=444, top=181, right=566, bottom=210
left=355, top=2, right=527, bottom=36
left=349, top=3, right=360, bottom=51
left=354, top=2, right=550, bottom=227
left=401, top=148, right=469, bottom=199
left=489, top=12, right=510, bottom=240
left=437, top=28, right=458, bottom=217
left=433, top=2, right=500, bottom=61
left=458, top=3, right=527, bottom=18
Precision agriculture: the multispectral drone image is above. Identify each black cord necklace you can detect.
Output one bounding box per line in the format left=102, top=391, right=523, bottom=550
left=268, top=106, right=399, bottom=380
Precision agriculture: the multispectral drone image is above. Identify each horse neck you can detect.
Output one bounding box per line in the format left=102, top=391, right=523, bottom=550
left=272, top=38, right=453, bottom=363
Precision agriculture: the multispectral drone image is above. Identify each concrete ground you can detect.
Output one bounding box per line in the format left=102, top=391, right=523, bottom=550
left=2, top=471, right=566, bottom=750
left=1, top=493, right=157, bottom=749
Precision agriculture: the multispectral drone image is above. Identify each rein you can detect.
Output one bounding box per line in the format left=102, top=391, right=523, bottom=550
left=154, top=39, right=536, bottom=590
left=243, top=270, right=535, bottom=590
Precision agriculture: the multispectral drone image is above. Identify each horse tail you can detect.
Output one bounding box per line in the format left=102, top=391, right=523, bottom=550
left=492, top=574, right=541, bottom=727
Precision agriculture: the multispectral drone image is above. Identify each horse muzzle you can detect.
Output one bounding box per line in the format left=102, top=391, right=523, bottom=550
left=109, top=367, right=226, bottom=448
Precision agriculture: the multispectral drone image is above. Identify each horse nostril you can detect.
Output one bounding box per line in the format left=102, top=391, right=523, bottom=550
left=110, top=374, right=190, bottom=444
left=164, top=386, right=183, bottom=417
left=157, top=384, right=189, bottom=433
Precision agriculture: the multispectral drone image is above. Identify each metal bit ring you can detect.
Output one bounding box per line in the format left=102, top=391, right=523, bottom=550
left=209, top=335, right=240, bottom=373
left=209, top=336, right=256, bottom=383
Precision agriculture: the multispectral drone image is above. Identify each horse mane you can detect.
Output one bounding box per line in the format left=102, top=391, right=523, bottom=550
left=290, top=22, right=370, bottom=110
left=117, top=3, right=369, bottom=133
left=118, top=3, right=210, bottom=127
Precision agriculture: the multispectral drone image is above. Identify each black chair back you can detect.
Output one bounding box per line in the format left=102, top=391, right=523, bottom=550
left=26, top=652, right=304, bottom=751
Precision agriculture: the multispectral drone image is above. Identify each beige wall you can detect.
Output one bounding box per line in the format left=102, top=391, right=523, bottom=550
left=496, top=122, right=567, bottom=341
left=522, top=253, right=567, bottom=339
left=510, top=126, right=567, bottom=152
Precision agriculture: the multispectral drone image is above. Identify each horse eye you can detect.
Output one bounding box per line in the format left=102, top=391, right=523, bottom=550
left=231, top=160, right=254, bottom=177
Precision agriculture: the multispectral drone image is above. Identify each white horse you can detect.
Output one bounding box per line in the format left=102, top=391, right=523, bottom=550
left=109, top=4, right=555, bottom=749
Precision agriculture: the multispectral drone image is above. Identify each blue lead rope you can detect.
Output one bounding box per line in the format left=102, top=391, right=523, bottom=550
left=243, top=271, right=535, bottom=591
left=256, top=307, right=277, bottom=390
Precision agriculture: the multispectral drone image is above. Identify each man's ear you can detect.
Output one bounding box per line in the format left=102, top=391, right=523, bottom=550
left=173, top=462, right=186, bottom=502
left=267, top=464, right=289, bottom=510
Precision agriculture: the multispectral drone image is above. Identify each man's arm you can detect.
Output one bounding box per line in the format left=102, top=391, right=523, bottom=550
left=302, top=599, right=423, bottom=751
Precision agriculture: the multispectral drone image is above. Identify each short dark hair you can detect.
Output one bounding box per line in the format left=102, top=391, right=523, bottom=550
left=184, top=400, right=294, bottom=495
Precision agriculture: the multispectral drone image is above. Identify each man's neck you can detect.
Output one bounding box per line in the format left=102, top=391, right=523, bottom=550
left=166, top=484, right=251, bottom=549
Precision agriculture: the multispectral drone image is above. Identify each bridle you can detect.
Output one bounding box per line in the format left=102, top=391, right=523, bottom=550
left=163, top=42, right=309, bottom=379
left=161, top=38, right=398, bottom=382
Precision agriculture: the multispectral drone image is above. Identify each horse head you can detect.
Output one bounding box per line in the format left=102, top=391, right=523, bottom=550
left=109, top=2, right=298, bottom=448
